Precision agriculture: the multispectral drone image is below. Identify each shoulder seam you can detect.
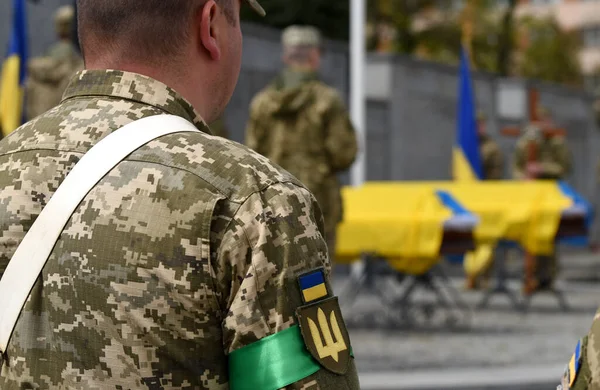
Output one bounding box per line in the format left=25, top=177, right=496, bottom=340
left=0, top=148, right=303, bottom=203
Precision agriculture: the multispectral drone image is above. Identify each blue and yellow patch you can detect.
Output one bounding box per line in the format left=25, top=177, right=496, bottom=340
left=561, top=339, right=583, bottom=389
left=568, top=340, right=583, bottom=387
left=298, top=268, right=329, bottom=304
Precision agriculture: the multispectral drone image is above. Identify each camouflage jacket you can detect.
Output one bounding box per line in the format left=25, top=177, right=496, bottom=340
left=479, top=134, right=504, bottom=180
left=0, top=70, right=359, bottom=389
left=245, top=69, right=358, bottom=238
left=513, top=130, right=571, bottom=180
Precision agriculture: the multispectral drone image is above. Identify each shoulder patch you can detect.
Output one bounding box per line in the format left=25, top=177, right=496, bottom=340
left=298, top=268, right=330, bottom=304
left=560, top=339, right=583, bottom=389
left=296, top=296, right=351, bottom=375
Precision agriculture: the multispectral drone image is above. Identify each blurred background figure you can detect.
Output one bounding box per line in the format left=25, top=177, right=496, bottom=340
left=513, top=107, right=571, bottom=181
left=246, top=25, right=358, bottom=260
left=477, top=110, right=504, bottom=181
left=513, top=106, right=572, bottom=294
left=24, top=5, right=83, bottom=121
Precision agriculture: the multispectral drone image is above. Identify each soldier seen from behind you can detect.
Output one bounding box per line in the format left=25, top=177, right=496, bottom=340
left=0, top=1, right=360, bottom=388
left=246, top=25, right=358, bottom=261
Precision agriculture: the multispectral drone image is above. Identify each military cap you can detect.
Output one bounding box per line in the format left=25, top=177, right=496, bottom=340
left=476, top=110, right=486, bottom=121
left=282, top=25, right=322, bottom=48
left=245, top=0, right=266, bottom=17
left=54, top=5, right=75, bottom=35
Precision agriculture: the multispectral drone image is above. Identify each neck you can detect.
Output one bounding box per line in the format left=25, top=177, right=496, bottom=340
left=85, top=58, right=209, bottom=120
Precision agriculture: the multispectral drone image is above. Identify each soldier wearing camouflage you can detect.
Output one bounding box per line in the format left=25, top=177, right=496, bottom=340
left=25, top=5, right=83, bottom=121
left=513, top=108, right=571, bottom=292
left=513, top=108, right=571, bottom=181
left=0, top=1, right=359, bottom=389
left=245, top=26, right=358, bottom=260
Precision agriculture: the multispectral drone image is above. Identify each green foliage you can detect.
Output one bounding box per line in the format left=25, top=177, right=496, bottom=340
left=518, top=16, right=583, bottom=87
left=240, top=0, right=350, bottom=41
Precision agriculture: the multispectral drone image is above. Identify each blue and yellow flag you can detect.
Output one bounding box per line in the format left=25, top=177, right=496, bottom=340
left=453, top=47, right=482, bottom=181
left=0, top=0, right=29, bottom=137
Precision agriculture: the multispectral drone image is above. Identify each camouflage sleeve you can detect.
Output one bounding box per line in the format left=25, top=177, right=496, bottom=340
left=540, top=137, right=571, bottom=179
left=245, top=96, right=267, bottom=155
left=324, top=94, right=358, bottom=173
left=215, top=182, right=360, bottom=389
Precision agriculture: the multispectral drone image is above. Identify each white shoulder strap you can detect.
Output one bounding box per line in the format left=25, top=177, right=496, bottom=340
left=0, top=114, right=199, bottom=354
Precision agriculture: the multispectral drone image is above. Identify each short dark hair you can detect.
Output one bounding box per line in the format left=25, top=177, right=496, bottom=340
left=77, top=0, right=235, bottom=63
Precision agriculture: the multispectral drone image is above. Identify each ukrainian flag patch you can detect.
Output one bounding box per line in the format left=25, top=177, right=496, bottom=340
left=568, top=339, right=583, bottom=387
left=298, top=268, right=329, bottom=304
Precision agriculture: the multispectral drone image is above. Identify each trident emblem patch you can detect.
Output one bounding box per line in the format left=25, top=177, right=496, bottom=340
left=297, top=296, right=351, bottom=375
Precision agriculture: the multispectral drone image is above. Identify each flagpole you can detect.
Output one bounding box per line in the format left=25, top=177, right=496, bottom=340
left=350, top=0, right=366, bottom=278
left=350, top=0, right=366, bottom=187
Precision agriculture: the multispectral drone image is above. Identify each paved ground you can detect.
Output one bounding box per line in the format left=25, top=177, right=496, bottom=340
left=333, top=249, right=600, bottom=389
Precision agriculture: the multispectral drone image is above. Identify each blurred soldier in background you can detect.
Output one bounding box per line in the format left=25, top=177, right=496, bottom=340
left=513, top=107, right=571, bottom=180
left=477, top=111, right=504, bottom=181
left=24, top=5, right=83, bottom=121
left=513, top=106, right=571, bottom=294
left=246, top=25, right=358, bottom=260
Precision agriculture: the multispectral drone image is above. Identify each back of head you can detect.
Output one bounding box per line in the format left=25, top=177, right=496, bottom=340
left=77, top=0, right=208, bottom=66
left=75, top=0, right=250, bottom=123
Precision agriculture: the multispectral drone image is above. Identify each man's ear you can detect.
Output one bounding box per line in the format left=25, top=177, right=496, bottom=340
left=198, top=0, right=221, bottom=61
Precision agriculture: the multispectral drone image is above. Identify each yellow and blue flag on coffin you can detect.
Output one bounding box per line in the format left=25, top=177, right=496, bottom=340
left=298, top=269, right=328, bottom=304
left=0, top=0, right=29, bottom=138
left=453, top=47, right=482, bottom=181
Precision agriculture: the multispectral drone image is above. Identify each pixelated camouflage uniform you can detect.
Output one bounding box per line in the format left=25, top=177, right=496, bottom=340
left=246, top=68, right=358, bottom=259
left=0, top=70, right=359, bottom=389
left=479, top=134, right=504, bottom=180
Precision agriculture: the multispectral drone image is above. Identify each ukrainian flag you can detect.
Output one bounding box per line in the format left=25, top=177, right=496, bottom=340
left=299, top=269, right=328, bottom=303
left=0, top=0, right=29, bottom=137
left=453, top=47, right=482, bottom=181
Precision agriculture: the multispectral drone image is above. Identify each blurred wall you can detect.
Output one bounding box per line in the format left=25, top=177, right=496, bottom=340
left=1, top=4, right=598, bottom=222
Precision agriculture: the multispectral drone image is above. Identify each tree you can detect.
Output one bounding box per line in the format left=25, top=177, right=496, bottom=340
left=517, top=16, right=583, bottom=87
left=240, top=0, right=350, bottom=41
left=496, top=0, right=517, bottom=76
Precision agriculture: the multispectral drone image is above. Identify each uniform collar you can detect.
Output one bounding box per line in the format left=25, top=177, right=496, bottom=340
left=61, top=69, right=206, bottom=129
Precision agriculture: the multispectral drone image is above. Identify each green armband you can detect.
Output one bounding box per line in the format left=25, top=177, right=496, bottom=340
left=228, top=325, right=320, bottom=390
